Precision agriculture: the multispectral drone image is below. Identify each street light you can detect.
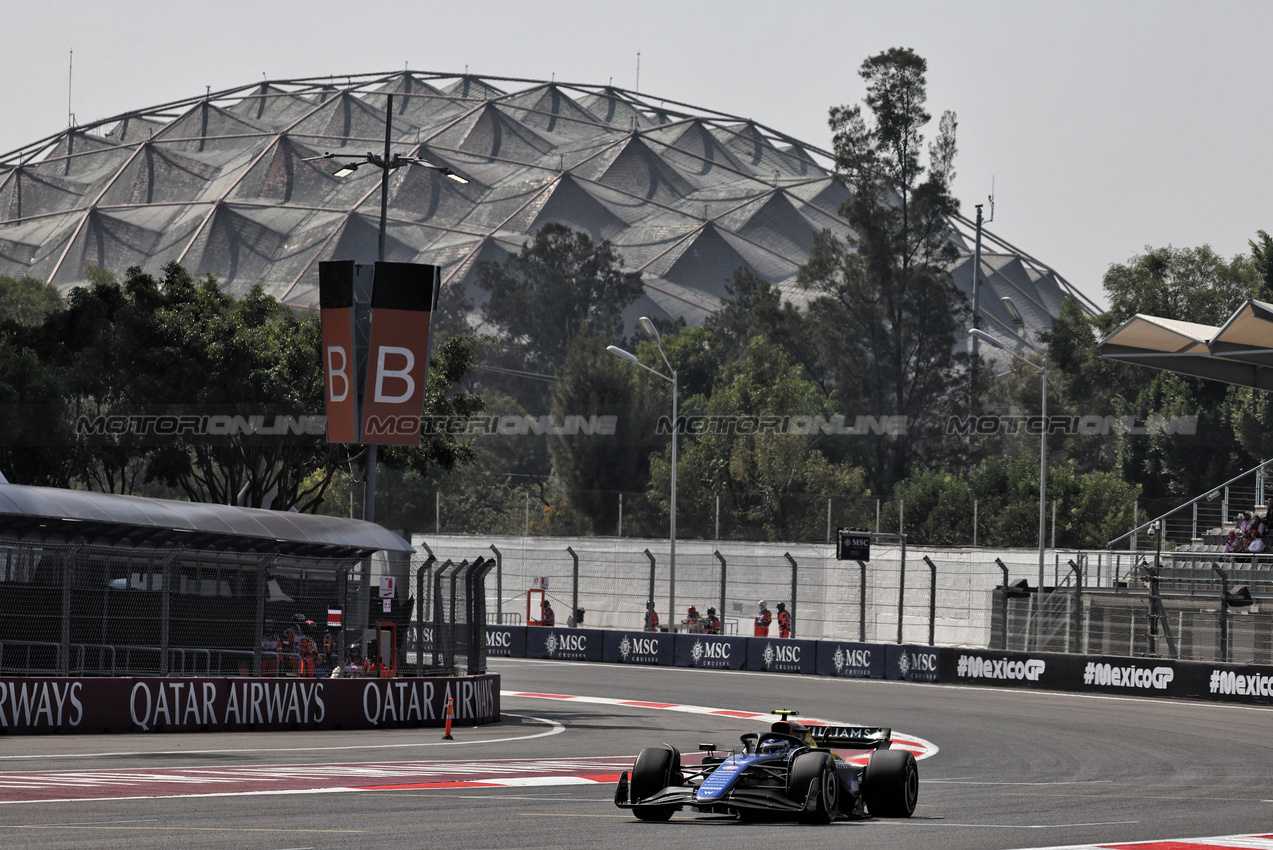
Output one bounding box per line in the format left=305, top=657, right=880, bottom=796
left=301, top=93, right=469, bottom=527
left=607, top=317, right=678, bottom=624
left=969, top=316, right=1049, bottom=650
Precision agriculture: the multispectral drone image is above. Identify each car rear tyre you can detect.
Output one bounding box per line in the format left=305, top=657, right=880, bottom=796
left=862, top=749, right=918, bottom=818
left=788, top=751, right=839, bottom=824
left=631, top=746, right=678, bottom=822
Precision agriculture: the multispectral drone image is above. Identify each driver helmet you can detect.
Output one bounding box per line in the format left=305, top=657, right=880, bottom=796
left=758, top=736, right=789, bottom=755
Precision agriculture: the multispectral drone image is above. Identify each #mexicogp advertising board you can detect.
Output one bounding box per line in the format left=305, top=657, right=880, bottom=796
left=939, top=647, right=1273, bottom=706
left=0, top=675, right=500, bottom=734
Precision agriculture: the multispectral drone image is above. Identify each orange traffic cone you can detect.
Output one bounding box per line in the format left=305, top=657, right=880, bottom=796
left=442, top=696, right=454, bottom=740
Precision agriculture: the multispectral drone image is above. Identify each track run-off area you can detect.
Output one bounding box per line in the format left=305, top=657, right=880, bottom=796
left=0, top=658, right=1269, bottom=850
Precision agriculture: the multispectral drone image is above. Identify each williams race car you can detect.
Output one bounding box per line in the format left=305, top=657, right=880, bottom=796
left=614, top=710, right=918, bottom=823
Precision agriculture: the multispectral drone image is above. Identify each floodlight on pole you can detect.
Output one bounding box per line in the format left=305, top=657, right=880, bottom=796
left=608, top=321, right=678, bottom=622
left=968, top=325, right=1049, bottom=650
left=1001, top=295, right=1026, bottom=329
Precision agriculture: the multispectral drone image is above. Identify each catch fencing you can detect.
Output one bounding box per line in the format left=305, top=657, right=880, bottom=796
left=0, top=539, right=486, bottom=677
left=414, top=533, right=1273, bottom=665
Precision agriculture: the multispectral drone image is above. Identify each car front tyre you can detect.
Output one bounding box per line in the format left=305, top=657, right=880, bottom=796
left=631, top=746, right=678, bottom=822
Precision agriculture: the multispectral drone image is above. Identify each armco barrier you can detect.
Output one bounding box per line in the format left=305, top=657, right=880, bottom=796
left=0, top=675, right=500, bottom=735
left=485, top=624, right=1273, bottom=707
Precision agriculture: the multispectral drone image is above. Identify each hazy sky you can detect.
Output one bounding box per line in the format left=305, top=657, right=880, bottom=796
left=3, top=0, right=1268, bottom=308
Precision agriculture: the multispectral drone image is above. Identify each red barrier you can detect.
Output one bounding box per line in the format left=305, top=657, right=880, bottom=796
left=0, top=675, right=499, bottom=735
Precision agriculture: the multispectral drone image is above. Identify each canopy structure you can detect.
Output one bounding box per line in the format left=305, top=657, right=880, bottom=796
left=1098, top=299, right=1273, bottom=391
left=0, top=71, right=1090, bottom=337
left=0, top=483, right=413, bottom=558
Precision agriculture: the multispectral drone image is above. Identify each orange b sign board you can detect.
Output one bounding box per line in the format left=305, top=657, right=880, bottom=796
left=361, top=263, right=438, bottom=445
left=319, top=260, right=359, bottom=443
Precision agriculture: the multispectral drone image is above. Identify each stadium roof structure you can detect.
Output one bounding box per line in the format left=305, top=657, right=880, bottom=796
left=0, top=71, right=1096, bottom=342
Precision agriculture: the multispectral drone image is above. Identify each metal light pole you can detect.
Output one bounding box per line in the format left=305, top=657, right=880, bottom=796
left=969, top=323, right=1047, bottom=650
left=304, top=93, right=468, bottom=525
left=608, top=317, right=677, bottom=621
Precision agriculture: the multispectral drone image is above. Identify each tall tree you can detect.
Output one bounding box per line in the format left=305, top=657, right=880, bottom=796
left=796, top=47, right=967, bottom=495
left=475, top=223, right=644, bottom=411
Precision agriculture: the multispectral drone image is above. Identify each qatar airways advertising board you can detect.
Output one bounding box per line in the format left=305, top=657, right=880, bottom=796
left=0, top=675, right=499, bottom=735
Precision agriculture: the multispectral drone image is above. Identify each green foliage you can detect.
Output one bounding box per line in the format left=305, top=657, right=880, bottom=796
left=1102, top=244, right=1255, bottom=327
left=650, top=336, right=871, bottom=541
left=885, top=456, right=1139, bottom=549
left=475, top=223, right=644, bottom=410
left=0, top=275, right=62, bottom=326
left=0, top=262, right=481, bottom=514
left=547, top=331, right=664, bottom=531
left=797, top=47, right=968, bottom=497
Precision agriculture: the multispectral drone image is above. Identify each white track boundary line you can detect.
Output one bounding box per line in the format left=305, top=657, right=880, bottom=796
left=501, top=689, right=939, bottom=760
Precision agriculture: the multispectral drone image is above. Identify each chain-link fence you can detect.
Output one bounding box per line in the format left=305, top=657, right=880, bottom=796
left=0, top=540, right=429, bottom=677
left=413, top=532, right=1273, bottom=663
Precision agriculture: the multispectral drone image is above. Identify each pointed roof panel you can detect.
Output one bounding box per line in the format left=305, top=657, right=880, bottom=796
left=576, top=90, right=660, bottom=131
left=429, top=102, right=556, bottom=162
left=497, top=84, right=611, bottom=141
left=225, top=84, right=320, bottom=129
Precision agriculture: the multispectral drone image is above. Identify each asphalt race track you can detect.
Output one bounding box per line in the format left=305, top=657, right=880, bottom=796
left=0, top=658, right=1270, bottom=850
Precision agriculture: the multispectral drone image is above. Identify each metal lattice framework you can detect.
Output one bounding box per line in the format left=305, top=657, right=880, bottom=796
left=0, top=70, right=1093, bottom=334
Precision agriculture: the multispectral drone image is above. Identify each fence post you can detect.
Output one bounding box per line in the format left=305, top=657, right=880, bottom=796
left=826, top=498, right=832, bottom=544
left=160, top=551, right=174, bottom=676
left=254, top=555, right=270, bottom=677
left=714, top=550, right=727, bottom=629
left=618, top=493, right=623, bottom=538
left=896, top=534, right=907, bottom=644
left=644, top=549, right=656, bottom=625
left=922, top=556, right=937, bottom=646
left=784, top=552, right=797, bottom=639
left=1213, top=564, right=1230, bottom=663
left=489, top=544, right=502, bottom=625
left=415, top=557, right=426, bottom=677
left=566, top=545, right=579, bottom=627
left=857, top=560, right=867, bottom=642
left=1068, top=559, right=1082, bottom=654
left=995, top=558, right=1010, bottom=650
left=60, top=549, right=72, bottom=676
left=337, top=566, right=348, bottom=673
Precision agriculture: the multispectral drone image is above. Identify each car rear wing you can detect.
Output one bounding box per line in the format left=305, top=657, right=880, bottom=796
left=808, top=725, right=893, bottom=750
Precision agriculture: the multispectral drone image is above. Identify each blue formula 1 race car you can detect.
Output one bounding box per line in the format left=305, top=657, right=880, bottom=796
left=614, top=710, right=918, bottom=823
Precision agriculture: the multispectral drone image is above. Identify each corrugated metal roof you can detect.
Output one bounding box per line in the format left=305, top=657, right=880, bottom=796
left=0, top=483, right=413, bottom=557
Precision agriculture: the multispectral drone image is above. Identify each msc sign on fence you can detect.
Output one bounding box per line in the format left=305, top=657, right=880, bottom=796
left=837, top=528, right=871, bottom=561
